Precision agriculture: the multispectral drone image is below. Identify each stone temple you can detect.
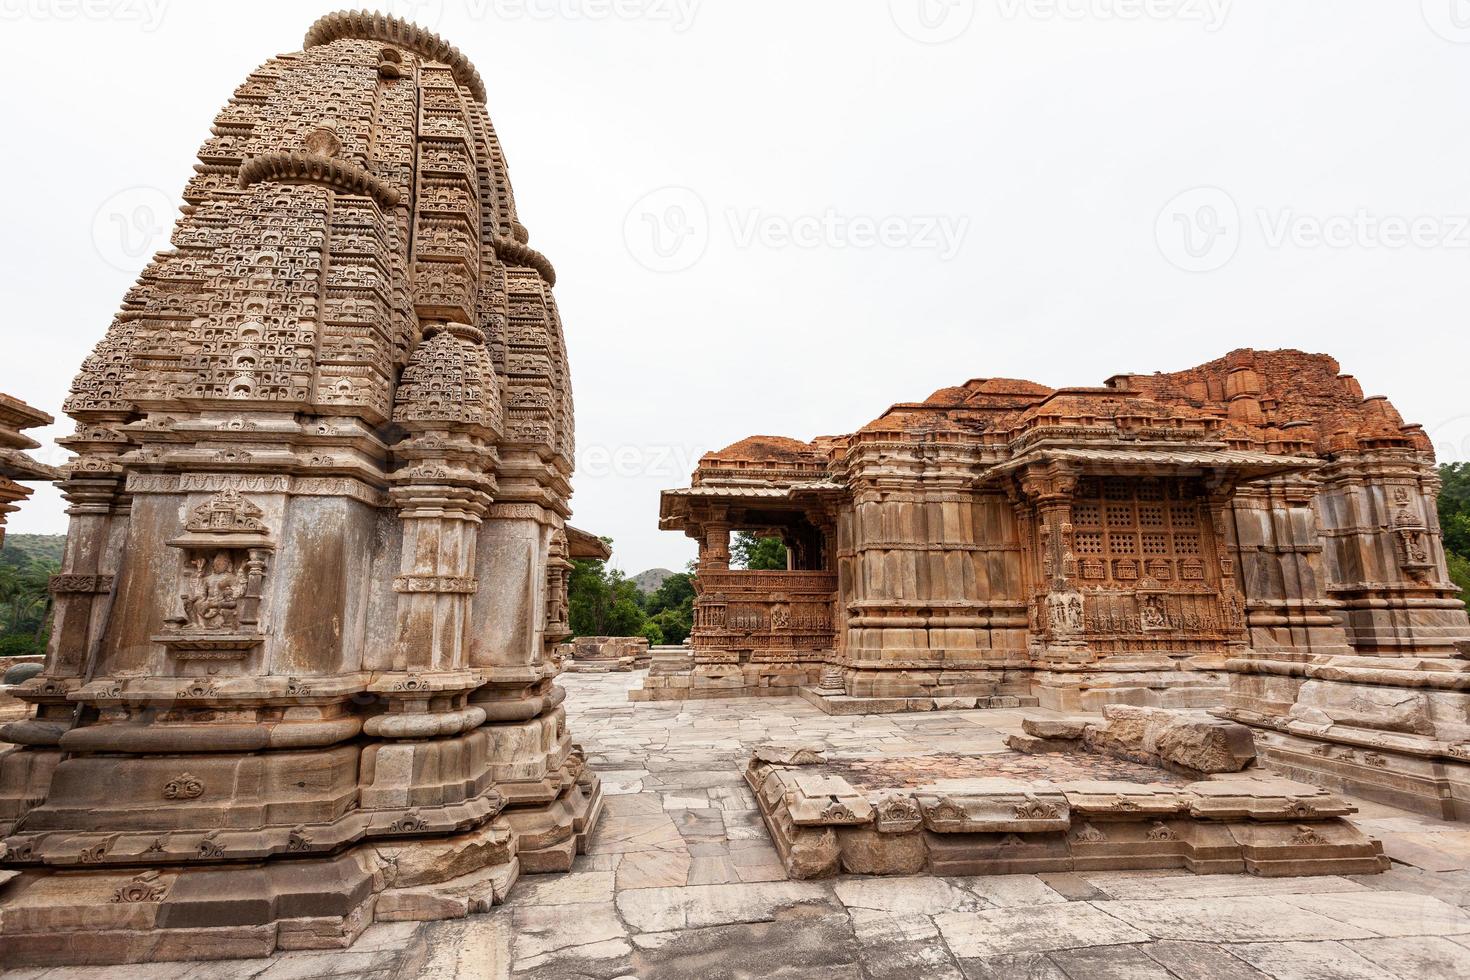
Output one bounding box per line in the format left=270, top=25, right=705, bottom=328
left=4, top=10, right=1470, bottom=977
left=0, top=11, right=605, bottom=965
left=641, top=350, right=1470, bottom=819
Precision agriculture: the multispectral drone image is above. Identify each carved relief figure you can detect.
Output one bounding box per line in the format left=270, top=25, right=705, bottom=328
left=182, top=552, right=245, bottom=631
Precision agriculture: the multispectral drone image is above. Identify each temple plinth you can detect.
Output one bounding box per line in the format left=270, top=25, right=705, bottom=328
left=639, top=350, right=1470, bottom=818
left=0, top=12, right=601, bottom=966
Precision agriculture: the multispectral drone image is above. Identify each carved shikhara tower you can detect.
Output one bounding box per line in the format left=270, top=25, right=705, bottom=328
left=0, top=12, right=601, bottom=965
left=649, top=351, right=1470, bottom=818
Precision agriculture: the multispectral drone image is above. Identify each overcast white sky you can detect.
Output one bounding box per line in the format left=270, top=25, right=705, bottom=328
left=2, top=0, right=1467, bottom=575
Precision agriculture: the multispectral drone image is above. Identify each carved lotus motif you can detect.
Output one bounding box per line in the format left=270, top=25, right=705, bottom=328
left=927, top=797, right=968, bottom=823
left=1013, top=797, right=1059, bottom=820
left=112, top=871, right=168, bottom=904
left=163, top=773, right=205, bottom=800
left=1145, top=822, right=1177, bottom=842
left=821, top=802, right=857, bottom=823
left=1289, top=825, right=1327, bottom=846
left=1071, top=822, right=1107, bottom=844
left=1283, top=799, right=1319, bottom=819
left=80, top=839, right=112, bottom=863
left=390, top=811, right=428, bottom=833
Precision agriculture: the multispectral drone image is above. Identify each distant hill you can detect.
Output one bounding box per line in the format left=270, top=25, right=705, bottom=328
left=0, top=534, right=64, bottom=568
left=632, top=568, right=676, bottom=594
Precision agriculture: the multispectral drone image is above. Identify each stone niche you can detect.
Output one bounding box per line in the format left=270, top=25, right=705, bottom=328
left=0, top=11, right=602, bottom=968
left=155, top=489, right=273, bottom=663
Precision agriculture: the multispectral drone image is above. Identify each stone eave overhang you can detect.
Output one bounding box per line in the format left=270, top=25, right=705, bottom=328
left=565, top=525, right=611, bottom=561
left=0, top=447, right=59, bottom=482
left=660, top=482, right=845, bottom=531
left=976, top=446, right=1320, bottom=486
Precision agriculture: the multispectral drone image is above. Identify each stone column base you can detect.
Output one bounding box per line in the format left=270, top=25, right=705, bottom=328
left=0, top=771, right=603, bottom=968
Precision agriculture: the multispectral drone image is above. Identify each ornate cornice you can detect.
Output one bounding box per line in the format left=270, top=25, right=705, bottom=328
left=238, top=151, right=401, bottom=208
left=304, top=10, right=487, bottom=103
left=493, top=235, right=557, bottom=286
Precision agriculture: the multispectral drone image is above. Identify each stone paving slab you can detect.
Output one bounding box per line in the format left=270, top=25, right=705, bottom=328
left=7, top=671, right=1470, bottom=979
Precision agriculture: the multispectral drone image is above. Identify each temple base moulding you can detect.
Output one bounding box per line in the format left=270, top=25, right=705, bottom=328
left=0, top=772, right=601, bottom=968
left=1232, top=726, right=1470, bottom=821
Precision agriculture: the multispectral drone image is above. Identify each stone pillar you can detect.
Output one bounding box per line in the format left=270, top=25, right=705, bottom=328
left=701, top=519, right=731, bottom=571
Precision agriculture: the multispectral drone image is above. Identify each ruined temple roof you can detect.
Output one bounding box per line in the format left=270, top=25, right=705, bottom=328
left=704, top=435, right=824, bottom=464
left=673, top=349, right=1433, bottom=497
left=0, top=394, right=56, bottom=482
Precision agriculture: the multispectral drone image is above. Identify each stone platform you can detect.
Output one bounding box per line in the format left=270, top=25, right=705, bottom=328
left=747, top=747, right=1386, bottom=880
left=9, top=671, right=1470, bottom=979
left=559, top=637, right=652, bottom=674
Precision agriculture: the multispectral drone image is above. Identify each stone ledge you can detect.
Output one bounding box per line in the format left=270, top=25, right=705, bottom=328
left=744, top=748, right=1389, bottom=882
left=799, top=687, right=1041, bottom=715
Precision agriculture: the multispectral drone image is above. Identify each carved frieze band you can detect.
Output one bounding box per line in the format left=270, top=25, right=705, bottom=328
left=394, top=575, right=479, bottom=594
left=50, top=574, right=114, bottom=595
left=127, top=473, right=387, bottom=507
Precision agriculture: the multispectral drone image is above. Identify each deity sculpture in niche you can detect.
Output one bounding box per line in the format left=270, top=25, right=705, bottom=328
left=158, top=489, right=273, bottom=658
left=182, top=552, right=246, bottom=631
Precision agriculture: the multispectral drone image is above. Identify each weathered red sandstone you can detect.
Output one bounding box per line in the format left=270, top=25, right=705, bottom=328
left=0, top=11, right=602, bottom=967
left=644, top=350, right=1470, bottom=818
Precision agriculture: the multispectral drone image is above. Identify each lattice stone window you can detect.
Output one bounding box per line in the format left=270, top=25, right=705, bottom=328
left=1061, top=477, right=1210, bottom=586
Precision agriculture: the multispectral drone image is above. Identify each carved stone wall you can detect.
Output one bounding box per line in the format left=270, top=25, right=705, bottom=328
left=651, top=351, right=1470, bottom=814
left=0, top=12, right=599, bottom=967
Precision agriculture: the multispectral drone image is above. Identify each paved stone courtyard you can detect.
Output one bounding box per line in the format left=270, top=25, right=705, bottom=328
left=6, top=671, right=1470, bottom=980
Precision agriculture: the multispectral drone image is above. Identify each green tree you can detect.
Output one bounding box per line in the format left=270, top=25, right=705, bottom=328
left=1440, top=463, right=1470, bottom=598
left=644, top=571, right=695, bottom=645
left=731, top=532, right=788, bottom=571
left=646, top=572, right=694, bottom=616
left=0, top=557, right=58, bottom=656
left=567, top=538, right=657, bottom=639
